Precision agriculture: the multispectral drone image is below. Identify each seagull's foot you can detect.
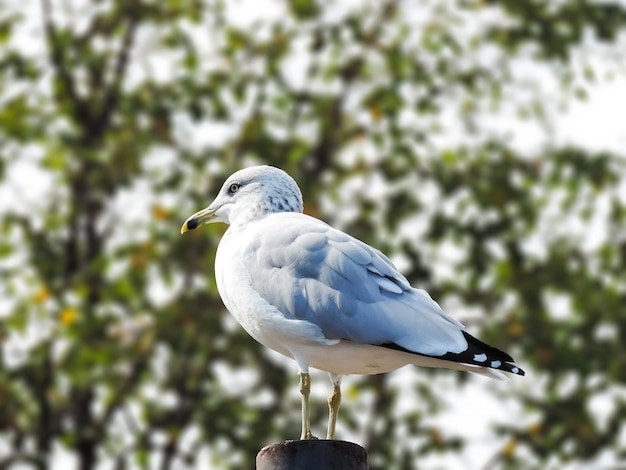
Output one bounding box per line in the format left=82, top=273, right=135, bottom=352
left=300, top=431, right=319, bottom=440
left=326, top=375, right=342, bottom=440
left=299, top=372, right=317, bottom=441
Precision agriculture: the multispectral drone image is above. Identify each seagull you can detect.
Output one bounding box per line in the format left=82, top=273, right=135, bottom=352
left=181, top=165, right=525, bottom=440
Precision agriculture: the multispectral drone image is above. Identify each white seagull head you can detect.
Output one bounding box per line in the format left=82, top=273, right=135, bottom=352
left=181, top=165, right=304, bottom=233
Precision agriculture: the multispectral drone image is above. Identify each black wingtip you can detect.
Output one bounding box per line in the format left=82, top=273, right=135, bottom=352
left=461, top=331, right=514, bottom=363
left=439, top=331, right=525, bottom=376
left=380, top=331, right=525, bottom=377
left=497, top=361, right=525, bottom=376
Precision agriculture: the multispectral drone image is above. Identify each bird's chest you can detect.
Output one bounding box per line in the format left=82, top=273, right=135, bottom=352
left=214, top=234, right=291, bottom=353
left=215, top=238, right=255, bottom=321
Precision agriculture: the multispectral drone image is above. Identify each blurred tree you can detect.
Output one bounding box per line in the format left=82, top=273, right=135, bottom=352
left=0, top=0, right=625, bottom=469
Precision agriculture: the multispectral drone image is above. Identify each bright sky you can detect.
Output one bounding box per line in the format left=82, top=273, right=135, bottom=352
left=558, top=77, right=626, bottom=153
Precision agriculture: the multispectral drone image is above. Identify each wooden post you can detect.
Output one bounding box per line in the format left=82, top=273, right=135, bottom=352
left=256, top=440, right=368, bottom=470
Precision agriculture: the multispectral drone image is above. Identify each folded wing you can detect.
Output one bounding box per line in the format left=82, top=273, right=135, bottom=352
left=246, top=212, right=524, bottom=375
left=248, top=214, right=465, bottom=353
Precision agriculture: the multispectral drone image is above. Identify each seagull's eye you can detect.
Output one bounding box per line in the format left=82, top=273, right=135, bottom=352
left=228, top=183, right=241, bottom=194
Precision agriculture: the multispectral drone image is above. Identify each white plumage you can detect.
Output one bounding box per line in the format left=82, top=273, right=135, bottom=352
left=181, top=165, right=524, bottom=440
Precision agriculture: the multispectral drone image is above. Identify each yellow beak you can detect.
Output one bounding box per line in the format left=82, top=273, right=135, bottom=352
left=180, top=207, right=216, bottom=234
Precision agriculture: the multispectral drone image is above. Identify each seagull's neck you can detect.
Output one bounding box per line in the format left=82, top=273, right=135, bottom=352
left=227, top=209, right=270, bottom=231
left=228, top=203, right=299, bottom=230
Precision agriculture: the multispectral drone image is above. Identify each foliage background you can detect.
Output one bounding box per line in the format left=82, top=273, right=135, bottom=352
left=1, top=0, right=626, bottom=468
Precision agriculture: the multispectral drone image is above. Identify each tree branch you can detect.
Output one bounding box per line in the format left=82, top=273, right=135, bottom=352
left=40, top=0, right=91, bottom=126
left=97, top=356, right=149, bottom=432
left=0, top=453, right=47, bottom=470
left=94, top=5, right=140, bottom=135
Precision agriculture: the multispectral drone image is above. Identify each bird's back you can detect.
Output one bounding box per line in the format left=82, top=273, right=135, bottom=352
left=223, top=212, right=469, bottom=356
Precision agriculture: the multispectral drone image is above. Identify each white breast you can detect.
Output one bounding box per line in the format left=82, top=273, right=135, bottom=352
left=214, top=222, right=337, bottom=365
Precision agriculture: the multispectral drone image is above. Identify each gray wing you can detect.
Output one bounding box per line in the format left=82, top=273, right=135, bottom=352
left=246, top=213, right=468, bottom=357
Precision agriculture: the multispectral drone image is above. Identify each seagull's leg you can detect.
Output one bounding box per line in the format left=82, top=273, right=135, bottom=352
left=299, top=372, right=317, bottom=440
left=326, top=374, right=342, bottom=440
